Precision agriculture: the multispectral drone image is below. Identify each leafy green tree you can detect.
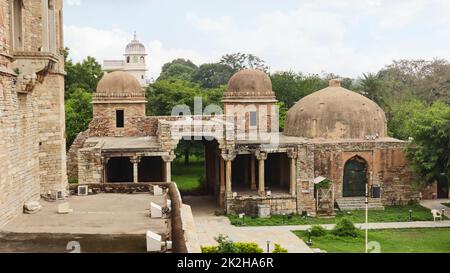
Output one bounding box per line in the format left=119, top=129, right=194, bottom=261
left=65, top=88, right=93, bottom=147
left=271, top=71, right=327, bottom=109
left=192, top=63, right=235, bottom=88
left=379, top=59, right=450, bottom=105
left=406, top=101, right=450, bottom=187
left=388, top=99, right=427, bottom=139
left=146, top=78, right=201, bottom=116
left=64, top=50, right=103, bottom=99
left=356, top=73, right=389, bottom=109
left=220, top=53, right=269, bottom=72
left=158, top=58, right=198, bottom=81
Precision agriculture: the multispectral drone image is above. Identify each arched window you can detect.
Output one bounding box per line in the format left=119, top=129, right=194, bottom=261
left=126, top=56, right=130, bottom=63
left=12, top=0, right=23, bottom=50
left=140, top=56, right=145, bottom=63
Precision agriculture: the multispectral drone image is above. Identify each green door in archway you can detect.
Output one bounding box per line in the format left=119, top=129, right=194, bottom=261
left=343, top=157, right=367, bottom=197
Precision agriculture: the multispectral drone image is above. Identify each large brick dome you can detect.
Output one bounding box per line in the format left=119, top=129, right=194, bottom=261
left=223, top=69, right=276, bottom=101
left=284, top=79, right=387, bottom=139
left=94, top=71, right=145, bottom=102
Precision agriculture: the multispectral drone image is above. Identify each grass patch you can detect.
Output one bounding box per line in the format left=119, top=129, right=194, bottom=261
left=442, top=203, right=450, bottom=208
left=229, top=204, right=445, bottom=226
left=172, top=159, right=204, bottom=191
left=294, top=228, right=450, bottom=253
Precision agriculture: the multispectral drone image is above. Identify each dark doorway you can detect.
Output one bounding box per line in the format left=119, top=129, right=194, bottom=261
left=437, top=175, right=449, bottom=199
left=265, top=153, right=290, bottom=192
left=343, top=156, right=368, bottom=197
left=138, top=157, right=164, bottom=182
left=232, top=154, right=254, bottom=191
left=107, top=157, right=133, bottom=183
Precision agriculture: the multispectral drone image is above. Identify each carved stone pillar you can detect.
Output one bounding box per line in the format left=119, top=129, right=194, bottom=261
left=256, top=150, right=268, bottom=196
left=287, top=149, right=298, bottom=197
left=130, top=156, right=141, bottom=183
left=102, top=157, right=110, bottom=183
left=222, top=153, right=236, bottom=194
left=162, top=154, right=176, bottom=182
left=250, top=155, right=256, bottom=191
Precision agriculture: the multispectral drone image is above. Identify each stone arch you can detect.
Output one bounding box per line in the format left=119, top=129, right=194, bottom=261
left=342, top=156, right=368, bottom=197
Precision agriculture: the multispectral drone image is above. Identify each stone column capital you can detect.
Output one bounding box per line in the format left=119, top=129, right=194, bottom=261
left=130, top=156, right=141, bottom=164
left=287, top=149, right=298, bottom=159
left=221, top=153, right=236, bottom=162
left=162, top=154, right=176, bottom=162
left=255, top=150, right=268, bottom=161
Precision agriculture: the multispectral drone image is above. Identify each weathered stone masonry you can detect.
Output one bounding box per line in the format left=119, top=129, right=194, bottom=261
left=0, top=0, right=67, bottom=227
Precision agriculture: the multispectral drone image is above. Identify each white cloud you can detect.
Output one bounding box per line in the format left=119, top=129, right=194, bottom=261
left=64, top=0, right=450, bottom=79
left=185, top=0, right=450, bottom=77
left=65, top=0, right=81, bottom=6
left=64, top=25, right=215, bottom=80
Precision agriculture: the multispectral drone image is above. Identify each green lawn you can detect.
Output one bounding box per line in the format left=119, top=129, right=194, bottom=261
left=442, top=203, right=450, bottom=208
left=172, top=160, right=204, bottom=191
left=294, top=228, right=450, bottom=253
left=229, top=204, right=445, bottom=226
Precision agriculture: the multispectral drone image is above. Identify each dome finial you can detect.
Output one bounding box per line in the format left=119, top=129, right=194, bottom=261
left=329, top=78, right=341, bottom=87
left=133, top=31, right=137, bottom=40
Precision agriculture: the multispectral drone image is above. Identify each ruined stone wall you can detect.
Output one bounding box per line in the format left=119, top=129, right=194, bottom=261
left=78, top=145, right=103, bottom=185
left=0, top=0, right=67, bottom=227
left=296, top=144, right=316, bottom=213
left=226, top=196, right=297, bottom=216
left=0, top=71, right=41, bottom=227
left=35, top=73, right=67, bottom=193
left=312, top=141, right=419, bottom=205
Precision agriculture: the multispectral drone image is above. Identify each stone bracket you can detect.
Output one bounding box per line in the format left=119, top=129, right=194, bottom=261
left=12, top=52, right=58, bottom=93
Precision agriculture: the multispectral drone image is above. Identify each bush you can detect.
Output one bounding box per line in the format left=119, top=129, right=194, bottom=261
left=310, top=225, right=327, bottom=237
left=215, top=235, right=239, bottom=253
left=332, top=218, right=358, bottom=237
left=272, top=244, right=288, bottom=253
left=201, top=235, right=264, bottom=253
left=201, top=246, right=219, bottom=253
left=235, top=242, right=263, bottom=253
left=68, top=176, right=78, bottom=184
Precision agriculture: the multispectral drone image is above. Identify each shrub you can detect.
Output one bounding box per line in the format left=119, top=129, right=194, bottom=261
left=235, top=242, right=263, bottom=253
left=272, top=244, right=288, bottom=253
left=202, top=235, right=264, bottom=253
left=68, top=176, right=78, bottom=184
left=215, top=234, right=239, bottom=253
left=332, top=218, right=358, bottom=237
left=310, top=225, right=327, bottom=237
left=201, top=246, right=219, bottom=253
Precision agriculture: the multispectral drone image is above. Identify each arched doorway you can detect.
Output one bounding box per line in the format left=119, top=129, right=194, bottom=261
left=343, top=156, right=368, bottom=197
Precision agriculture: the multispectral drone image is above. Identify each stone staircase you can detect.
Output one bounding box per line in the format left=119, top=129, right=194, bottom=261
left=336, top=197, right=385, bottom=211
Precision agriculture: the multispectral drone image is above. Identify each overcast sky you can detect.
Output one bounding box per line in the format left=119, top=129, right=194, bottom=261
left=64, top=0, right=450, bottom=80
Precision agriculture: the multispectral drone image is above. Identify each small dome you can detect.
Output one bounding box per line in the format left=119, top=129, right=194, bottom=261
left=224, top=69, right=276, bottom=100
left=125, top=33, right=146, bottom=54
left=94, top=71, right=145, bottom=101
left=284, top=79, right=387, bottom=139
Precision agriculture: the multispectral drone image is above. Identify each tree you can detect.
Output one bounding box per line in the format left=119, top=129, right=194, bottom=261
left=379, top=59, right=450, bottom=105
left=158, top=58, right=198, bottom=81
left=356, top=73, right=389, bottom=109
left=191, top=63, right=235, bottom=88
left=64, top=50, right=103, bottom=99
left=271, top=71, right=327, bottom=109
left=388, top=99, right=427, bottom=140
left=220, top=53, right=270, bottom=72
left=65, top=88, right=93, bottom=147
left=406, top=101, right=450, bottom=187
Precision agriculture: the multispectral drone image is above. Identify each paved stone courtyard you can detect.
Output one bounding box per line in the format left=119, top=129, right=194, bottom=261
left=1, top=193, right=168, bottom=235
left=183, top=196, right=314, bottom=253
